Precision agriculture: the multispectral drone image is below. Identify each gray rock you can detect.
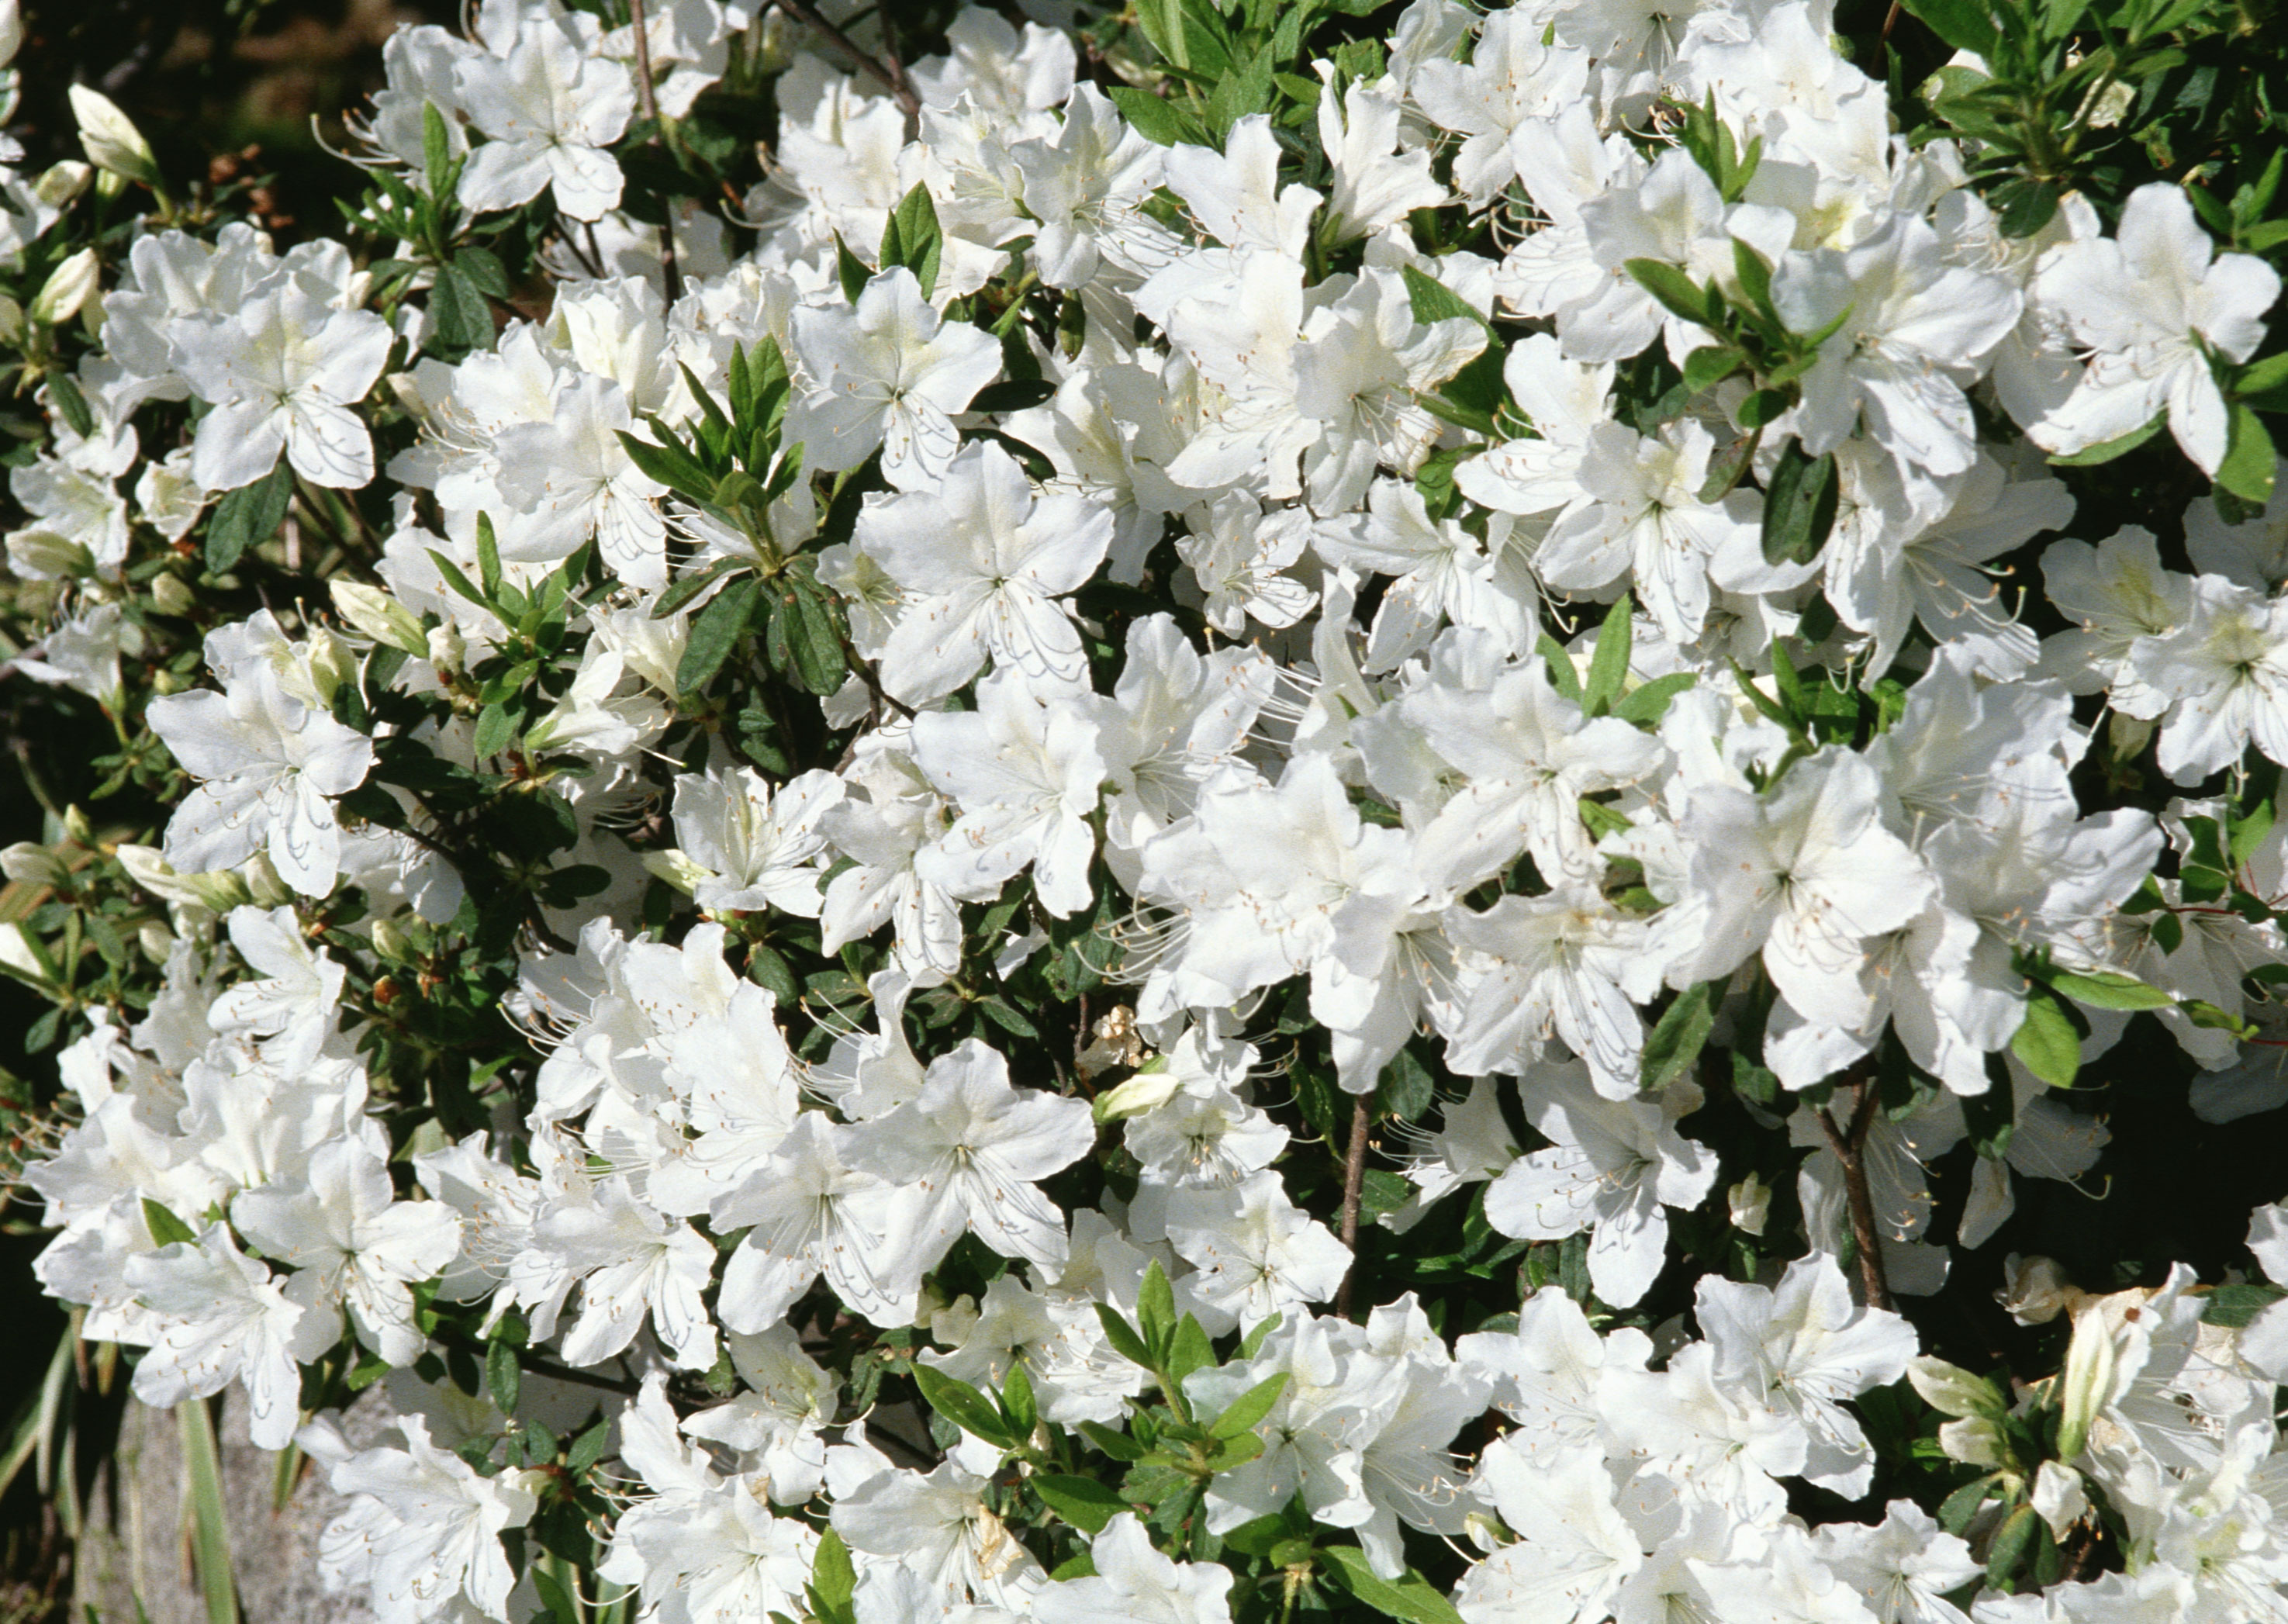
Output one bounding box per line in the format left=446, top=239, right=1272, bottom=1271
left=73, top=1391, right=392, bottom=1624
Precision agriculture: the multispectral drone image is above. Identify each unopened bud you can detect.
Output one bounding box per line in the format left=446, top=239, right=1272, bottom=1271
left=1094, top=1059, right=1177, bottom=1124
left=304, top=625, right=358, bottom=704
left=116, top=843, right=249, bottom=911
left=240, top=852, right=292, bottom=907
left=5, top=530, right=92, bottom=581
left=0, top=922, right=47, bottom=981
left=1727, top=1173, right=1771, bottom=1237
left=149, top=571, right=197, bottom=617
left=2056, top=1301, right=2119, bottom=1462
left=641, top=848, right=710, bottom=897
left=369, top=916, right=412, bottom=962
left=330, top=579, right=429, bottom=657
left=147, top=667, right=187, bottom=696
left=33, top=161, right=90, bottom=209
left=1907, top=1355, right=2007, bottom=1421
left=68, top=85, right=160, bottom=188
left=61, top=804, right=92, bottom=846
left=427, top=622, right=465, bottom=672
left=30, top=249, right=100, bottom=326
left=1937, top=1417, right=2007, bottom=1468
left=0, top=841, right=67, bottom=886
left=137, top=919, right=175, bottom=962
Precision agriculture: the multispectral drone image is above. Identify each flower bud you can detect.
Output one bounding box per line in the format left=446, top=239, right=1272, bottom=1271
left=1998, top=1253, right=2082, bottom=1325
left=427, top=622, right=465, bottom=673
left=369, top=916, right=412, bottom=963
left=148, top=667, right=187, bottom=696
left=5, top=530, right=92, bottom=581
left=2032, top=1460, right=2088, bottom=1537
left=0, top=922, right=47, bottom=982
left=1907, top=1355, right=2007, bottom=1421
left=304, top=625, right=358, bottom=704
left=1094, top=1059, right=1178, bottom=1124
left=33, top=161, right=91, bottom=209
left=61, top=804, right=92, bottom=846
left=116, top=843, right=249, bottom=911
left=240, top=852, right=293, bottom=907
left=1936, top=1417, right=2006, bottom=1467
left=0, top=841, right=68, bottom=887
left=31, top=250, right=101, bottom=327
left=68, top=85, right=161, bottom=188
left=149, top=572, right=197, bottom=617
left=1727, top=1173, right=1770, bottom=1237
left=331, top=579, right=430, bottom=658
left=2055, top=1301, right=2119, bottom=1462
left=641, top=848, right=710, bottom=896
left=137, top=919, right=176, bottom=962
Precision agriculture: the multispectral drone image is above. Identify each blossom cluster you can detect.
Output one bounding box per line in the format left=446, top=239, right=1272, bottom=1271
left=3, top=0, right=2288, bottom=1622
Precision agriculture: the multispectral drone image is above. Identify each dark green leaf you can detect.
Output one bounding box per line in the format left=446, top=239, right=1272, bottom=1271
left=1033, top=1474, right=1130, bottom=1532
left=206, top=458, right=293, bottom=574
left=2010, top=986, right=2080, bottom=1087
left=1761, top=438, right=1840, bottom=567
left=1642, top=981, right=1719, bottom=1093
left=142, top=1197, right=199, bottom=1247
left=912, top=1364, right=1016, bottom=1448
left=1583, top=593, right=1633, bottom=716
left=1318, top=1546, right=1468, bottom=1624
left=676, top=574, right=763, bottom=694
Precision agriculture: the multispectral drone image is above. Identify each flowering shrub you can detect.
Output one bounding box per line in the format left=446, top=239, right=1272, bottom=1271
left=4, top=0, right=2288, bottom=1619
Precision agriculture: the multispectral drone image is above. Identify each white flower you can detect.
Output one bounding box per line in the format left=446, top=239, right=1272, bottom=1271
left=2030, top=182, right=2282, bottom=475
left=1035, top=1514, right=1234, bottom=1624
left=454, top=13, right=634, bottom=222
left=859, top=440, right=1113, bottom=703
left=311, top=1413, right=538, bottom=1624
left=1165, top=1170, right=1353, bottom=1335
left=173, top=284, right=392, bottom=491
left=1483, top=1060, right=1717, bottom=1308
left=669, top=765, right=844, bottom=917
left=125, top=1223, right=324, bottom=1450
left=149, top=665, right=375, bottom=898
left=786, top=268, right=1003, bottom=490
left=845, top=1039, right=1096, bottom=1272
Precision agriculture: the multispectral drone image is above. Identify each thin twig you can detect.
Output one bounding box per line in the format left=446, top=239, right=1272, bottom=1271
left=1816, top=1076, right=1895, bottom=1312
left=763, top=0, right=921, bottom=127
left=1335, top=1095, right=1374, bottom=1318
left=624, top=0, right=685, bottom=302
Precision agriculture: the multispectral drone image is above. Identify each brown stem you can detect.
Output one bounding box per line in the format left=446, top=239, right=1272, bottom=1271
left=624, top=0, right=684, bottom=302
left=765, top=0, right=921, bottom=128
left=1816, top=1076, right=1895, bottom=1312
left=1335, top=1095, right=1374, bottom=1318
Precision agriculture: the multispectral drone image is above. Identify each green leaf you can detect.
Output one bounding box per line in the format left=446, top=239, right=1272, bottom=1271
left=1761, top=437, right=1840, bottom=567
left=1612, top=672, right=1696, bottom=725
left=206, top=456, right=294, bottom=574
left=2046, top=413, right=2165, bottom=465
left=1078, top=1419, right=1147, bottom=1461
left=1903, top=0, right=2000, bottom=54
left=676, top=574, right=762, bottom=695
left=2202, top=1283, right=2287, bottom=1328
left=178, top=1400, right=240, bottom=1624
left=2010, top=986, right=2080, bottom=1087
left=142, top=1197, right=198, bottom=1248
left=486, top=1339, right=521, bottom=1416
left=1136, top=1259, right=1177, bottom=1356
left=430, top=263, right=495, bottom=353
left=1583, top=593, right=1633, bottom=717
left=1318, top=1546, right=1468, bottom=1624
left=47, top=371, right=94, bottom=439
left=1208, top=1372, right=1289, bottom=1439
left=1107, top=86, right=1208, bottom=147
left=1538, top=633, right=1585, bottom=702
left=1992, top=178, right=2061, bottom=239
left=422, top=100, right=455, bottom=204
left=454, top=244, right=509, bottom=298
left=1032, top=1474, right=1131, bottom=1533
left=1681, top=344, right=1744, bottom=396
left=1166, top=1314, right=1216, bottom=1387
left=2217, top=404, right=2279, bottom=504
left=1401, top=264, right=1491, bottom=332
left=2045, top=966, right=2175, bottom=1011
left=1001, top=1362, right=1038, bottom=1438
left=1642, top=981, right=1719, bottom=1093
left=1985, top=1503, right=2040, bottom=1590
left=809, top=1530, right=857, bottom=1624
left=617, top=425, right=715, bottom=503
left=1095, top=1304, right=1156, bottom=1370
left=779, top=575, right=851, bottom=696
left=1624, top=258, right=1719, bottom=327
left=835, top=233, right=871, bottom=304
left=653, top=558, right=742, bottom=620
left=880, top=182, right=944, bottom=302
left=912, top=1364, right=1016, bottom=1449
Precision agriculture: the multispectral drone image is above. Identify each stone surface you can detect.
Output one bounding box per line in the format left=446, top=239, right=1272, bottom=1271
left=73, top=1389, right=390, bottom=1624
